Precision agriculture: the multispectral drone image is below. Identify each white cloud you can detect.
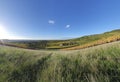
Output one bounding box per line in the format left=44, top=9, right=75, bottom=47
left=66, top=25, right=70, bottom=28
left=48, top=20, right=55, bottom=24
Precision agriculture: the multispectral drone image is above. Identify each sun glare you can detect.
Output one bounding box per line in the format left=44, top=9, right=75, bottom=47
left=0, top=24, right=30, bottom=40
left=0, top=25, right=10, bottom=39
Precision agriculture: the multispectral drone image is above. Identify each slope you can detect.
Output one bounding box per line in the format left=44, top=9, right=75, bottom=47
left=0, top=40, right=120, bottom=82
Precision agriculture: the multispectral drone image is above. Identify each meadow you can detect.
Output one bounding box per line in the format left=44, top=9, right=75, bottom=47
left=0, top=41, right=120, bottom=82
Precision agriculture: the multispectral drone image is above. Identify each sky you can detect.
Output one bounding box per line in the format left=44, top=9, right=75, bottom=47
left=0, top=0, right=120, bottom=40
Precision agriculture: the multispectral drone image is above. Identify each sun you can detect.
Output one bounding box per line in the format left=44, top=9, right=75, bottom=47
left=0, top=24, right=28, bottom=40
left=0, top=25, right=10, bottom=39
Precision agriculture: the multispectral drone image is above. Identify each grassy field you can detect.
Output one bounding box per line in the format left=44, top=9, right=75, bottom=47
left=0, top=41, right=120, bottom=82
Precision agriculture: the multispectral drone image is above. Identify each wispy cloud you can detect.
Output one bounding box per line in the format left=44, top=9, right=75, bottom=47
left=66, top=25, right=71, bottom=28
left=48, top=20, right=55, bottom=24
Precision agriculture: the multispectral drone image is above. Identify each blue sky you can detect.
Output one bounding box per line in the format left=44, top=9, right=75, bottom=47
left=0, top=0, right=120, bottom=39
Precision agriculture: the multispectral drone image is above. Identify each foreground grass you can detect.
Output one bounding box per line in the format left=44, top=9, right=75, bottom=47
left=0, top=41, right=120, bottom=82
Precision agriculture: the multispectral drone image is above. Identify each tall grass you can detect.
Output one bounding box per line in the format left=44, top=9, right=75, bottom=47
left=0, top=41, right=120, bottom=82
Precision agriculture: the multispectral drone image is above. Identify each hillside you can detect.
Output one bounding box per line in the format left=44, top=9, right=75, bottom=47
left=0, top=40, right=120, bottom=82
left=0, top=29, right=120, bottom=50
left=63, top=29, right=120, bottom=50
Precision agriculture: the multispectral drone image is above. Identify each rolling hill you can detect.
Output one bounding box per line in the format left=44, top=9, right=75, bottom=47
left=1, top=29, right=120, bottom=50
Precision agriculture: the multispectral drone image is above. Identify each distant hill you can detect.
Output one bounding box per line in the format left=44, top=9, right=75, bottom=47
left=63, top=29, right=120, bottom=50
left=1, top=29, right=120, bottom=50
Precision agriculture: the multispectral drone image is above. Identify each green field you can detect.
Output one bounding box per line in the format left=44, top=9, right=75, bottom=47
left=0, top=41, right=120, bottom=82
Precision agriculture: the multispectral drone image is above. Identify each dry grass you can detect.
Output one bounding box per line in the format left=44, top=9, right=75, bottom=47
left=0, top=41, right=120, bottom=82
